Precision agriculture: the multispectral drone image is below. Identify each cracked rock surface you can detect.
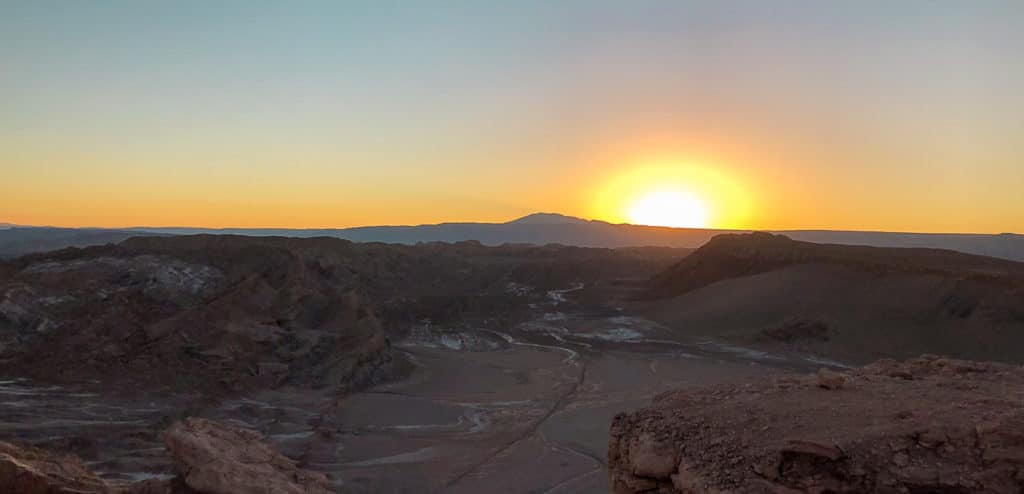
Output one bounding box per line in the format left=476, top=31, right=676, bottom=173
left=609, top=355, right=1024, bottom=493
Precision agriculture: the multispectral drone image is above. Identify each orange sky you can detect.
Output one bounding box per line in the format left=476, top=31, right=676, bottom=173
left=2, top=2, right=1022, bottom=233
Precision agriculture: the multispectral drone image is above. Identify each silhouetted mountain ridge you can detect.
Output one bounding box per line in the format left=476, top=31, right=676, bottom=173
left=505, top=213, right=594, bottom=225
left=2, top=214, right=1022, bottom=261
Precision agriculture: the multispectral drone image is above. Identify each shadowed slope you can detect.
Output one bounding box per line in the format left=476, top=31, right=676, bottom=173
left=641, top=233, right=1024, bottom=364
left=647, top=232, right=1024, bottom=299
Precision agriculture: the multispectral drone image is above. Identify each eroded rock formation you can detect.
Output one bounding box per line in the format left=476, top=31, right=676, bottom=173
left=0, top=235, right=681, bottom=395
left=0, top=236, right=396, bottom=395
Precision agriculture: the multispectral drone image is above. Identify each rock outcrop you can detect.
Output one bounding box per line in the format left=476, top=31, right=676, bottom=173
left=0, top=440, right=111, bottom=493
left=609, top=355, right=1024, bottom=493
left=164, top=418, right=332, bottom=494
left=0, top=418, right=336, bottom=494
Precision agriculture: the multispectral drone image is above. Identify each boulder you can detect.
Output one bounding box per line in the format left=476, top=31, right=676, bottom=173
left=814, top=368, right=845, bottom=390
left=164, top=418, right=332, bottom=494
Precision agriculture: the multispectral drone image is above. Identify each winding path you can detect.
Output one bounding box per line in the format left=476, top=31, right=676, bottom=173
left=441, top=353, right=589, bottom=491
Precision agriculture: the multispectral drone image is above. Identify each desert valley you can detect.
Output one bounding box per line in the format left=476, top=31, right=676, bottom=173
left=1, top=219, right=1023, bottom=493
left=4, top=2, right=1022, bottom=492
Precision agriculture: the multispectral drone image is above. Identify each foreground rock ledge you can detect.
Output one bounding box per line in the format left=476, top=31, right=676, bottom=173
left=609, top=355, right=1024, bottom=494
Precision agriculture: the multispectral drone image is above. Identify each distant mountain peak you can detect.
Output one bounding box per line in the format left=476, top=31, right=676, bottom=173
left=506, top=213, right=591, bottom=225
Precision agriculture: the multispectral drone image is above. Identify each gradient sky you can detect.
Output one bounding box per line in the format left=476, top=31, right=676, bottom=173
left=2, top=1, right=1022, bottom=232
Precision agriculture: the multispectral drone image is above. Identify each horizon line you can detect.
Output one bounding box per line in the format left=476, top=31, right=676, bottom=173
left=2, top=215, right=1020, bottom=237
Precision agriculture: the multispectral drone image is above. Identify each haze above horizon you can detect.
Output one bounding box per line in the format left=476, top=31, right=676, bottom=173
left=2, top=1, right=1022, bottom=234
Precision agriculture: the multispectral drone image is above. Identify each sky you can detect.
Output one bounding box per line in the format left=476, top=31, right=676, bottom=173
left=2, top=1, right=1022, bottom=233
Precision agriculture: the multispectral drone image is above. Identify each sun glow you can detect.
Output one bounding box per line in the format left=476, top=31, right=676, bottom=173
left=628, top=189, right=708, bottom=228
left=590, top=158, right=752, bottom=229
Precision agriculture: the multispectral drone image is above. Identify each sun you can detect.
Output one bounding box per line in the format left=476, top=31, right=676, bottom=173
left=628, top=189, right=709, bottom=228
left=590, top=158, right=752, bottom=229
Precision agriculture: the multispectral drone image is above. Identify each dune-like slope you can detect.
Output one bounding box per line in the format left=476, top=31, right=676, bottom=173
left=641, top=233, right=1024, bottom=364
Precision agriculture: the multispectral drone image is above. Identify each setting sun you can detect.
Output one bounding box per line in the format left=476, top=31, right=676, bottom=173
left=590, top=158, right=753, bottom=230
left=628, top=189, right=708, bottom=228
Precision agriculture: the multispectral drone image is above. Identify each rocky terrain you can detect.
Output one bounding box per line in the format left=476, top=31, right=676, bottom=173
left=609, top=355, right=1024, bottom=493
left=0, top=439, right=112, bottom=493
left=0, top=417, right=334, bottom=494
left=0, top=235, right=681, bottom=392
left=639, top=233, right=1024, bottom=364
left=0, top=236, right=395, bottom=395
left=0, top=234, right=697, bottom=492
left=1, top=232, right=1022, bottom=492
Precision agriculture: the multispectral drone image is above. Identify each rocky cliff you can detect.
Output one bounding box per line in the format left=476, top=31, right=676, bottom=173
left=609, top=355, right=1024, bottom=493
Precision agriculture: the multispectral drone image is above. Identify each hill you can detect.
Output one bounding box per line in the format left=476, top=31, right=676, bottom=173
left=99, top=215, right=1024, bottom=262
left=783, top=230, right=1024, bottom=263
left=640, top=233, right=1024, bottom=364
left=647, top=232, right=1024, bottom=298
left=128, top=215, right=727, bottom=250
left=0, top=227, right=167, bottom=258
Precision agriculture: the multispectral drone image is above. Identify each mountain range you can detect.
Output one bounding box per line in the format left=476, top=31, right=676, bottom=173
left=2, top=212, right=1022, bottom=261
